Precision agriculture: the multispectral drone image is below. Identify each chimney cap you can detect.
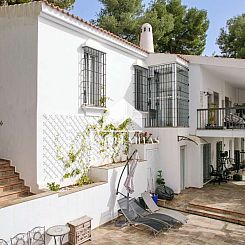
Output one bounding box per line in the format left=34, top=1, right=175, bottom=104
left=140, top=23, right=154, bottom=53
left=141, top=23, right=153, bottom=32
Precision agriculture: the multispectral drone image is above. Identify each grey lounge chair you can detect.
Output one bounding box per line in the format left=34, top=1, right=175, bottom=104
left=129, top=198, right=179, bottom=226
left=118, top=198, right=169, bottom=235
left=142, top=191, right=188, bottom=224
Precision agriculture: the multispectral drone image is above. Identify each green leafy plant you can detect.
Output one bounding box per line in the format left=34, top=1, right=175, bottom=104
left=55, top=110, right=133, bottom=191
left=233, top=174, right=243, bottom=181
left=156, top=170, right=165, bottom=186
left=47, top=182, right=60, bottom=191
left=89, top=111, right=132, bottom=163
left=208, top=103, right=216, bottom=126
left=77, top=171, right=93, bottom=186
left=99, top=96, right=111, bottom=107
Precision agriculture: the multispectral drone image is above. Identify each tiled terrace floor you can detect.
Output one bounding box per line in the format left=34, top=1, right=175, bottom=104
left=163, top=181, right=245, bottom=214
left=87, top=180, right=245, bottom=244
left=88, top=214, right=245, bottom=245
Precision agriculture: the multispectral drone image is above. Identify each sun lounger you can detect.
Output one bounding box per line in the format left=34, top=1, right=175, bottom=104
left=129, top=198, right=179, bottom=226
left=118, top=198, right=169, bottom=235
left=142, top=191, right=188, bottom=224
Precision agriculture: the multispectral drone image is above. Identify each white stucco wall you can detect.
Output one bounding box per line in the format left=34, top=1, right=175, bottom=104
left=188, top=64, right=202, bottom=134
left=146, top=53, right=188, bottom=67
left=0, top=5, right=39, bottom=191
left=201, top=67, right=236, bottom=106
left=0, top=158, right=151, bottom=241
left=145, top=128, right=202, bottom=193
left=36, top=13, right=147, bottom=187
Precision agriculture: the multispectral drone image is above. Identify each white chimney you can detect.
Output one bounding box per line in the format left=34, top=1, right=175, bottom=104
left=140, top=23, right=154, bottom=53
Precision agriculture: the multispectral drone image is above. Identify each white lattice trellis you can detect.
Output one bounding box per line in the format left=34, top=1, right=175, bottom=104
left=42, top=114, right=126, bottom=183
left=43, top=114, right=96, bottom=182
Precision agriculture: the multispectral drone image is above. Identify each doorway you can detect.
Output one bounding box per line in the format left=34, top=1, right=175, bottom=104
left=216, top=141, right=223, bottom=164
left=180, top=146, right=186, bottom=190
left=203, top=143, right=211, bottom=183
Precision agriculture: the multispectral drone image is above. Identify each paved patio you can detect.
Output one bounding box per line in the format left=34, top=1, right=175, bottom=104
left=86, top=180, right=245, bottom=244
left=162, top=181, right=245, bottom=215
left=87, top=214, right=245, bottom=245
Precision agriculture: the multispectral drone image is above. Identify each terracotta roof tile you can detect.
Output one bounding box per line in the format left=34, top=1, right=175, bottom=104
left=177, top=54, right=189, bottom=63
left=41, top=0, right=148, bottom=54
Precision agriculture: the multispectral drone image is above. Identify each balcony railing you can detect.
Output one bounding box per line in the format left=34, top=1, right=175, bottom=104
left=197, top=106, right=245, bottom=130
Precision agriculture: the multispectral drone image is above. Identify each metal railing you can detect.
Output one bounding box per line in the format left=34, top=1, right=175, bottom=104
left=197, top=106, right=245, bottom=130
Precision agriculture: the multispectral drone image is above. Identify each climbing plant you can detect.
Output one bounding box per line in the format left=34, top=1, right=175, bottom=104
left=55, top=111, right=133, bottom=188
left=87, top=111, right=132, bottom=163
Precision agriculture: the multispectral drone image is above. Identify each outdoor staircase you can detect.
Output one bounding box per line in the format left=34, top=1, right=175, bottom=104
left=186, top=203, right=245, bottom=226
left=0, top=159, right=32, bottom=206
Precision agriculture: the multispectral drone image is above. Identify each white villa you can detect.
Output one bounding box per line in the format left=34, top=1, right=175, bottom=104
left=0, top=1, right=245, bottom=239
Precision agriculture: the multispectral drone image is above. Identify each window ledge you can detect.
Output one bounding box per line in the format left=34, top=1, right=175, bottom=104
left=81, top=106, right=107, bottom=117
left=139, top=110, right=149, bottom=114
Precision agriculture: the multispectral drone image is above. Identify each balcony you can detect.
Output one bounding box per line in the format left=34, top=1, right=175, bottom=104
left=196, top=106, right=245, bottom=137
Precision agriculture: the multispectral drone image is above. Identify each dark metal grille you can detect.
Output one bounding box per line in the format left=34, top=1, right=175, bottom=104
left=80, top=46, right=106, bottom=107
left=177, top=64, right=189, bottom=127
left=197, top=106, right=245, bottom=129
left=134, top=65, right=148, bottom=112
left=145, top=63, right=189, bottom=128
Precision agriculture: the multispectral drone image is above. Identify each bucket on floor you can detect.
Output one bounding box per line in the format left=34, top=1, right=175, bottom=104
left=152, top=194, right=158, bottom=204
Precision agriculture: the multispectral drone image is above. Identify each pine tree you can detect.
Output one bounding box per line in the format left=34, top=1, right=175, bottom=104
left=94, top=0, right=144, bottom=43
left=217, top=14, right=245, bottom=59
left=144, top=0, right=209, bottom=54
left=95, top=0, right=209, bottom=55
left=1, top=0, right=75, bottom=10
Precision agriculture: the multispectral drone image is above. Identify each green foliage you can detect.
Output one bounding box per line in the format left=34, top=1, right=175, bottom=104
left=95, top=0, right=209, bottom=55
left=233, top=174, right=243, bottom=181
left=217, top=14, right=245, bottom=58
left=89, top=111, right=132, bottom=163
left=55, top=110, right=132, bottom=190
left=143, top=0, right=209, bottom=54
left=156, top=170, right=165, bottom=186
left=99, top=96, right=111, bottom=107
left=47, top=182, right=60, bottom=191
left=208, top=103, right=217, bottom=126
left=94, top=0, right=144, bottom=43
left=76, top=168, right=93, bottom=186
left=56, top=128, right=91, bottom=183
left=1, top=0, right=75, bottom=10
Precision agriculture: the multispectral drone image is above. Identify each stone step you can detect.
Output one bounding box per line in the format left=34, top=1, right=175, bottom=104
left=0, top=188, right=30, bottom=202
left=0, top=159, right=33, bottom=206
left=0, top=175, right=20, bottom=185
left=186, top=206, right=245, bottom=226
left=189, top=203, right=245, bottom=218
left=0, top=159, right=10, bottom=165
left=0, top=162, right=11, bottom=169
left=0, top=169, right=16, bottom=178
left=0, top=180, right=24, bottom=192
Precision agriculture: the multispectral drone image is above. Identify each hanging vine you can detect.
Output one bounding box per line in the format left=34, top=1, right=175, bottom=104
left=53, top=111, right=133, bottom=190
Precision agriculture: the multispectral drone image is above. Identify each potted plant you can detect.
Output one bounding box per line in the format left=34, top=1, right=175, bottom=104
left=207, top=103, right=216, bottom=128
left=155, top=170, right=174, bottom=201
left=233, top=173, right=243, bottom=181
left=156, top=170, right=165, bottom=186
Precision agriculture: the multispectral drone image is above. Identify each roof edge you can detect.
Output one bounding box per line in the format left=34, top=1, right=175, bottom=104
left=40, top=0, right=148, bottom=55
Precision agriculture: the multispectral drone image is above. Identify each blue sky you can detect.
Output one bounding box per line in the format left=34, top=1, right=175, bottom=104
left=71, top=0, right=245, bottom=56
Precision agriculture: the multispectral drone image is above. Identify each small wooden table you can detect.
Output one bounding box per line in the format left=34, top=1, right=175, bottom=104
left=68, top=216, right=92, bottom=245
